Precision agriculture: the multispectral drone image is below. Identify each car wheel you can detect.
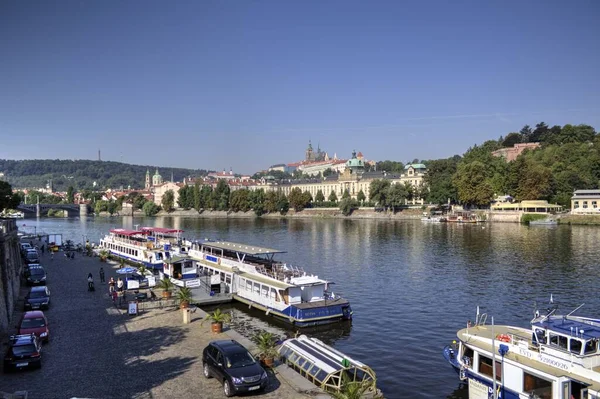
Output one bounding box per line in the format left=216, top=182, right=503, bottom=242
left=223, top=380, right=234, bottom=397
left=203, top=362, right=212, bottom=379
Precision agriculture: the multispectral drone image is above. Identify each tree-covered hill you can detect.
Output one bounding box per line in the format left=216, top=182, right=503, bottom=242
left=423, top=123, right=600, bottom=207
left=0, top=159, right=208, bottom=191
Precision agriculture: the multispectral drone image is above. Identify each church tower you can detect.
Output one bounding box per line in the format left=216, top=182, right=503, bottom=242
left=152, top=168, right=163, bottom=186
left=305, top=140, right=314, bottom=162
left=145, top=169, right=150, bottom=190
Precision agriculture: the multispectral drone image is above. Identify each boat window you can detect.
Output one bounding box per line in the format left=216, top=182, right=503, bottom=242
left=523, top=371, right=552, bottom=399
left=246, top=281, right=252, bottom=292
left=570, top=339, right=582, bottom=354
left=225, top=275, right=231, bottom=284
left=478, top=354, right=501, bottom=381
left=262, top=286, right=269, bottom=298
left=462, top=346, right=474, bottom=368
left=584, top=339, right=598, bottom=355
left=549, top=334, right=568, bottom=350
left=253, top=283, right=260, bottom=295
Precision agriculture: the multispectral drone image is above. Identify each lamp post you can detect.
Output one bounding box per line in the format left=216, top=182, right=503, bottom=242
left=498, top=343, right=509, bottom=399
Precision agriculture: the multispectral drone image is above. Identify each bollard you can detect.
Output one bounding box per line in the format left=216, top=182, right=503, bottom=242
left=183, top=308, right=191, bottom=324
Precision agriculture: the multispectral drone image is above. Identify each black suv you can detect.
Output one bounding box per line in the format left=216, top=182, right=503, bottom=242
left=3, top=334, right=42, bottom=372
left=26, top=266, right=47, bottom=286
left=25, top=286, right=51, bottom=310
left=202, top=340, right=268, bottom=397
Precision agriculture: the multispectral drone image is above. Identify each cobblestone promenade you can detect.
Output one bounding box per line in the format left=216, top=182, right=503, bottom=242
left=1, top=249, right=310, bottom=399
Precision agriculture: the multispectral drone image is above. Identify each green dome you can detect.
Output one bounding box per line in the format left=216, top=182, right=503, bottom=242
left=346, top=151, right=365, bottom=170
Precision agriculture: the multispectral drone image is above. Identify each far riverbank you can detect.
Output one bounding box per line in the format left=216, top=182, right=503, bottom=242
left=95, top=207, right=600, bottom=225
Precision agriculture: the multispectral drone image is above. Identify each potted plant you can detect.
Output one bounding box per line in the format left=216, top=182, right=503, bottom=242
left=156, top=277, right=175, bottom=299
left=252, top=331, right=279, bottom=368
left=99, top=249, right=109, bottom=262
left=201, top=308, right=231, bottom=333
left=176, top=286, right=193, bottom=309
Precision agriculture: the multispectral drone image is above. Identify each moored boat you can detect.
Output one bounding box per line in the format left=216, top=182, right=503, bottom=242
left=98, top=227, right=189, bottom=270
left=187, top=239, right=352, bottom=327
left=443, top=304, right=600, bottom=398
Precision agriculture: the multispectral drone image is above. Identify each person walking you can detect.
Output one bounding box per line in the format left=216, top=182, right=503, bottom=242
left=41, top=245, right=45, bottom=255
left=108, top=277, right=116, bottom=293
left=99, top=267, right=105, bottom=283
left=117, top=277, right=124, bottom=292
left=87, top=273, right=95, bottom=291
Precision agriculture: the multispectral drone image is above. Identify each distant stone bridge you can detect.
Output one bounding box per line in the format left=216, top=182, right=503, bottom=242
left=17, top=203, right=91, bottom=217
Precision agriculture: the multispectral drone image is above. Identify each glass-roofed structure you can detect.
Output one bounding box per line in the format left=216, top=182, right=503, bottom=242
left=278, top=335, right=378, bottom=395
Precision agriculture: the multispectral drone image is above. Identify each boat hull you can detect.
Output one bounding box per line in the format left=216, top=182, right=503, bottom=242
left=233, top=294, right=352, bottom=327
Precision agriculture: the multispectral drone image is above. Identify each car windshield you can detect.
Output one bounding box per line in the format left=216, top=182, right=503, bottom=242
left=27, top=253, right=38, bottom=259
left=226, top=351, right=255, bottom=369
left=29, top=291, right=47, bottom=298
left=12, top=344, right=36, bottom=356
left=29, top=269, right=44, bottom=276
left=21, top=317, right=46, bottom=328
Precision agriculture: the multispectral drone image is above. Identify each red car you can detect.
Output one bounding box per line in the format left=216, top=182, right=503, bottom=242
left=18, top=311, right=50, bottom=343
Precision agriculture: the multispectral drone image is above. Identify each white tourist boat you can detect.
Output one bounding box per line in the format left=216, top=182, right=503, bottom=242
left=443, top=304, right=600, bottom=399
left=98, top=227, right=190, bottom=270
left=185, top=239, right=353, bottom=327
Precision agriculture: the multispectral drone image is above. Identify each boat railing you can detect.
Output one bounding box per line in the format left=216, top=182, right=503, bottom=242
left=476, top=312, right=487, bottom=326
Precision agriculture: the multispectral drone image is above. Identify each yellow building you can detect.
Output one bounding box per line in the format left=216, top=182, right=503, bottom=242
left=571, top=189, right=600, bottom=214
left=491, top=200, right=562, bottom=213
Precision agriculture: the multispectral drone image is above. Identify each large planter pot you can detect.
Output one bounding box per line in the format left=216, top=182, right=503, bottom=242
left=99, top=257, right=107, bottom=262
left=211, top=321, right=223, bottom=333
left=179, top=301, right=189, bottom=309
left=162, top=290, right=172, bottom=299
left=261, top=356, right=275, bottom=368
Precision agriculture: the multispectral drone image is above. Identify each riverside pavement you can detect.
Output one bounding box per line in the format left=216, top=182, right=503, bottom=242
left=1, top=248, right=327, bottom=399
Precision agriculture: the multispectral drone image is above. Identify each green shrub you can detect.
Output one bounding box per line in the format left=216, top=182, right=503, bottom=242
left=339, top=198, right=359, bottom=216
left=520, top=213, right=548, bottom=224
left=143, top=201, right=160, bottom=216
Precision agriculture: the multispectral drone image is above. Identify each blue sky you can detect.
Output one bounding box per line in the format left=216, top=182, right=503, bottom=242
left=1, top=1, right=598, bottom=174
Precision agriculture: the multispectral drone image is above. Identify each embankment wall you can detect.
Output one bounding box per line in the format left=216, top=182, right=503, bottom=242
left=0, top=219, right=22, bottom=336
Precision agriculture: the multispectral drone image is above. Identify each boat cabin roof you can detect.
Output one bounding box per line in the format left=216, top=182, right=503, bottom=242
left=110, top=228, right=144, bottom=237
left=534, top=316, right=600, bottom=339
left=141, top=227, right=183, bottom=235
left=196, top=240, right=285, bottom=256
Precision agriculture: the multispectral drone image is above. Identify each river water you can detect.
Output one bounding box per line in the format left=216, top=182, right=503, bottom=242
left=21, top=216, right=600, bottom=398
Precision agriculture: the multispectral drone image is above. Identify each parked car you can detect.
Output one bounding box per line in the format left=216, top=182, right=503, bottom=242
left=23, top=263, right=40, bottom=278
left=3, top=334, right=42, bottom=372
left=24, top=286, right=51, bottom=311
left=202, top=340, right=268, bottom=397
left=26, top=266, right=47, bottom=286
left=20, top=242, right=33, bottom=255
left=18, top=311, right=50, bottom=343
left=24, top=249, right=39, bottom=264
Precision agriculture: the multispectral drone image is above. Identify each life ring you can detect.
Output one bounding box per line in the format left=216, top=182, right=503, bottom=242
left=496, top=334, right=511, bottom=343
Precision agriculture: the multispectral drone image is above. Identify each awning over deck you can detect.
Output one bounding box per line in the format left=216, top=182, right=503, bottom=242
left=197, top=240, right=285, bottom=256
left=110, top=229, right=144, bottom=236
left=141, top=227, right=183, bottom=234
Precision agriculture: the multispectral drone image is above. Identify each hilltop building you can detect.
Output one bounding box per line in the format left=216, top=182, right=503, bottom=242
left=492, top=142, right=540, bottom=162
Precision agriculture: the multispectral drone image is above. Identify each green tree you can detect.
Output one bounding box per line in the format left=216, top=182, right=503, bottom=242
left=199, top=185, right=212, bottom=210
left=143, top=201, right=160, bottom=216
left=339, top=198, right=359, bottom=216
left=502, top=132, right=522, bottom=148
left=328, top=190, right=338, bottom=203
left=177, top=185, right=193, bottom=209
left=264, top=191, right=278, bottom=213
left=193, top=182, right=201, bottom=211
left=369, top=179, right=391, bottom=206
left=386, top=183, right=409, bottom=211
left=107, top=201, right=118, bottom=215
left=277, top=192, right=289, bottom=215
left=315, top=189, right=325, bottom=203
left=356, top=189, right=366, bottom=204
left=211, top=180, right=230, bottom=211
left=453, top=161, right=494, bottom=207
left=249, top=189, right=265, bottom=216
left=0, top=181, right=20, bottom=211
left=376, top=161, right=404, bottom=174
left=288, top=187, right=311, bottom=211
left=515, top=163, right=553, bottom=200
left=229, top=189, right=250, bottom=212
left=94, top=200, right=109, bottom=214
left=66, top=186, right=75, bottom=203
left=161, top=189, right=175, bottom=212
left=341, top=189, right=350, bottom=199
